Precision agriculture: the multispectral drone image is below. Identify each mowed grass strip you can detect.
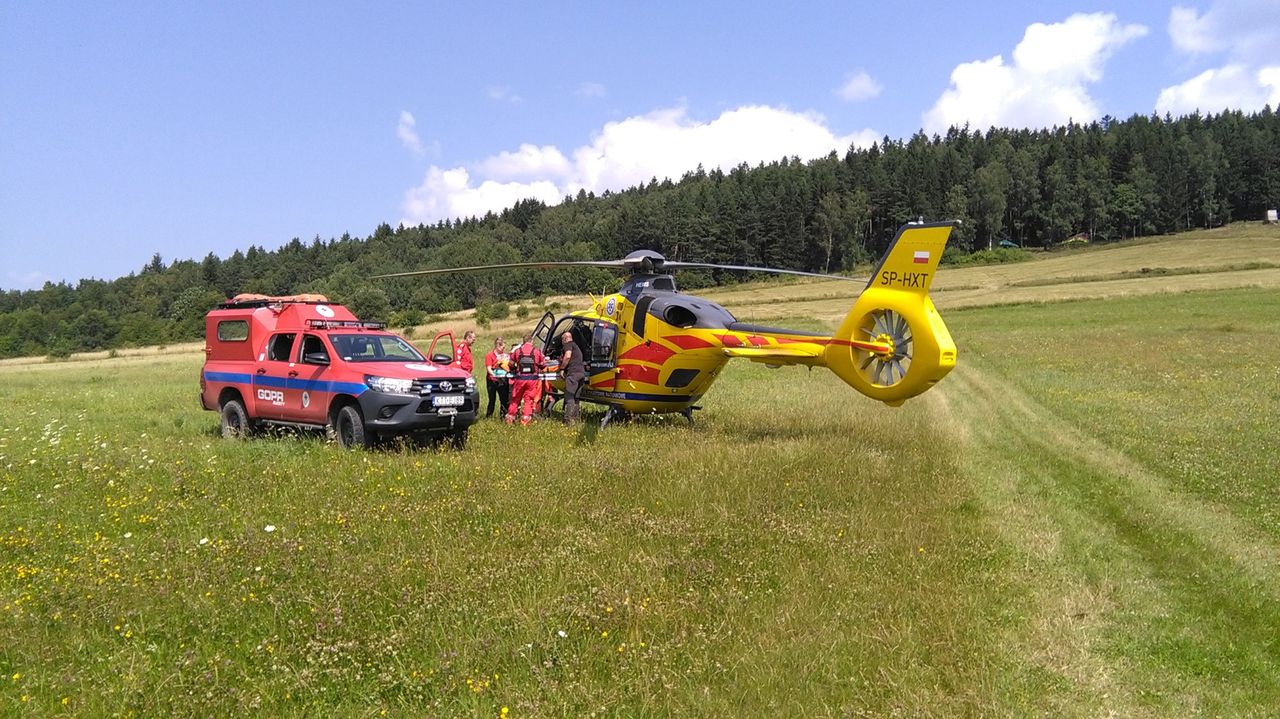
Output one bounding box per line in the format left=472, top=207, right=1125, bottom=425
left=944, top=287, right=1280, bottom=717
left=1, top=346, right=1035, bottom=716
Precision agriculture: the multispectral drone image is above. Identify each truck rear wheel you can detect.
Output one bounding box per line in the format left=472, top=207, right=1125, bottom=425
left=220, top=398, right=255, bottom=439
left=332, top=404, right=370, bottom=449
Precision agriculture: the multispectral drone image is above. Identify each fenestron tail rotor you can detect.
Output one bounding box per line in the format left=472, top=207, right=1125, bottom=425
left=856, top=308, right=914, bottom=387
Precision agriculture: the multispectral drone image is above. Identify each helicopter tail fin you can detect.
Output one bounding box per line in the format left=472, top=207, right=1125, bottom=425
left=824, top=222, right=957, bottom=406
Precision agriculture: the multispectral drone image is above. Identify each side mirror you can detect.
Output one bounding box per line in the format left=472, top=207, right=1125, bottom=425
left=304, top=352, right=330, bottom=365
left=431, top=353, right=452, bottom=364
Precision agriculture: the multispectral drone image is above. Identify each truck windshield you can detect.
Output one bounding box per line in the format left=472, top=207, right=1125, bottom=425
left=329, top=334, right=425, bottom=362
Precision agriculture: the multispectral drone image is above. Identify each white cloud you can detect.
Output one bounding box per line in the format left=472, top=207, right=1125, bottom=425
left=476, top=144, right=572, bottom=182
left=487, top=86, right=522, bottom=104
left=837, top=71, right=881, bottom=102
left=397, top=111, right=424, bottom=155
left=1262, top=68, right=1280, bottom=106
left=402, top=167, right=562, bottom=224
left=1168, top=1, right=1280, bottom=64
left=401, top=105, right=879, bottom=225
left=1156, top=64, right=1280, bottom=114
left=922, top=12, right=1147, bottom=133
left=1159, top=2, right=1280, bottom=114
left=576, top=82, right=607, bottom=99
left=1169, top=6, right=1222, bottom=54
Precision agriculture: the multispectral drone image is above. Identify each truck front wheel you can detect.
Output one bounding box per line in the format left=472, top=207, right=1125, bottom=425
left=332, top=404, right=370, bottom=449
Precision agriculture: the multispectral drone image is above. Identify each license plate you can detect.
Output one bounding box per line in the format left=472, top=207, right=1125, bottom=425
left=433, top=395, right=465, bottom=407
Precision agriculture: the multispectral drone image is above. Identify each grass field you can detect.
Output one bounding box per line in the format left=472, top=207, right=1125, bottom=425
left=2, top=224, right=1279, bottom=716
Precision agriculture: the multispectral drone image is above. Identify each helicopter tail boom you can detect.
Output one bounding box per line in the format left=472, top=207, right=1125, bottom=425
left=824, top=222, right=957, bottom=406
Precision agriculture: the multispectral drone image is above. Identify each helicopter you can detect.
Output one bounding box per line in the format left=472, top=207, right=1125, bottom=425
left=377, top=221, right=958, bottom=426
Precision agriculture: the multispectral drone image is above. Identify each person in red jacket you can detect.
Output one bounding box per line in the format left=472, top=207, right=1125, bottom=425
left=483, top=336, right=511, bottom=419
left=506, top=334, right=545, bottom=425
left=455, top=330, right=476, bottom=373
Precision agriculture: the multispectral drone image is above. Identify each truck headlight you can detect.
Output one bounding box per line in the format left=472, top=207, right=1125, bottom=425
left=365, top=375, right=413, bottom=394
left=465, top=377, right=476, bottom=390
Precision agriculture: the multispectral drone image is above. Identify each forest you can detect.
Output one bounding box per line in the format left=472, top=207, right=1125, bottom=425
left=2, top=108, right=1278, bottom=358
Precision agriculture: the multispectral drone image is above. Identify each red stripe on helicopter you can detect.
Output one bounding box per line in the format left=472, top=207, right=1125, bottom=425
left=618, top=342, right=676, bottom=365
left=617, top=364, right=661, bottom=384
left=746, top=335, right=770, bottom=347
left=718, top=334, right=743, bottom=347
left=664, top=334, right=715, bottom=350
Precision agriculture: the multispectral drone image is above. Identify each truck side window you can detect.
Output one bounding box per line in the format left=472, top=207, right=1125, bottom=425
left=217, top=320, right=249, bottom=341
left=300, top=334, right=328, bottom=364
left=267, top=333, right=296, bottom=362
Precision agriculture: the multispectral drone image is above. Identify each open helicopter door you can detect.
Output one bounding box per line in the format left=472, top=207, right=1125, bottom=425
left=532, top=311, right=555, bottom=348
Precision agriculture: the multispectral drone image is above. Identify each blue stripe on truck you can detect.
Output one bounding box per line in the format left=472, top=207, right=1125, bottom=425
left=203, top=371, right=367, bottom=396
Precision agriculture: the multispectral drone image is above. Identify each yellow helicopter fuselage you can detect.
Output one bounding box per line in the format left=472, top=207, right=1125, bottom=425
left=536, top=222, right=958, bottom=416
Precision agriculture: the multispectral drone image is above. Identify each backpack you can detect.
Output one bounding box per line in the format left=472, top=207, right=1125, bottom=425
left=515, top=347, right=538, bottom=376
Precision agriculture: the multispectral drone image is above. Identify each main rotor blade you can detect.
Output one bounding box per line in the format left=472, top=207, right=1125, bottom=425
left=373, top=260, right=628, bottom=279
left=661, top=261, right=864, bottom=282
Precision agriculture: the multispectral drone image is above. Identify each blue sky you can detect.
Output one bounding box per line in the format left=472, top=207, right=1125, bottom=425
left=2, top=1, right=1277, bottom=290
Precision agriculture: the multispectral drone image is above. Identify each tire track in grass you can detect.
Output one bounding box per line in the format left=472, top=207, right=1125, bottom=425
left=943, top=360, right=1280, bottom=717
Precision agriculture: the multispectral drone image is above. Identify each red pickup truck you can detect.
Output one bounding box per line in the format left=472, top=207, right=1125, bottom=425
left=200, top=294, right=478, bottom=449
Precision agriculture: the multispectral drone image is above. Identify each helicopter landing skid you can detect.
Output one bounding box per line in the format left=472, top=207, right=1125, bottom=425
left=599, top=405, right=700, bottom=429
left=600, top=406, right=630, bottom=429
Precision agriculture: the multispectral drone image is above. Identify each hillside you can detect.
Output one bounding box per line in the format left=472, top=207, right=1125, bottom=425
left=3, top=108, right=1278, bottom=359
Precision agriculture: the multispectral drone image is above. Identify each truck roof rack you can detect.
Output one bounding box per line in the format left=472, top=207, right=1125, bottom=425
left=217, top=293, right=331, bottom=309
left=305, top=319, right=387, bottom=330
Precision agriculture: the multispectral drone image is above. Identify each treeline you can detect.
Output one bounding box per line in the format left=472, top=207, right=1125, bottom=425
left=3, top=108, right=1279, bottom=358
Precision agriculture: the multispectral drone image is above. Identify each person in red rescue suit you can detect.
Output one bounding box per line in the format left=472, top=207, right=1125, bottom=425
left=506, top=334, right=546, bottom=425
left=455, top=330, right=476, bottom=373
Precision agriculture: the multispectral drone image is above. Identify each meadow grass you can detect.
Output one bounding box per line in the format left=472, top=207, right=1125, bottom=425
left=3, top=231, right=1280, bottom=715
left=0, top=356, right=1035, bottom=717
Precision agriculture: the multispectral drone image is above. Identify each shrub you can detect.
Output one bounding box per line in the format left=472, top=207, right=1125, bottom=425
left=943, top=247, right=1033, bottom=266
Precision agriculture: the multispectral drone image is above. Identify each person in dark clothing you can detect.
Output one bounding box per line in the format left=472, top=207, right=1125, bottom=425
left=483, top=336, right=511, bottom=418
left=558, top=331, right=586, bottom=424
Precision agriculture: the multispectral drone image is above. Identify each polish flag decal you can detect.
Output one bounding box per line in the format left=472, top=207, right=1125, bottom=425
left=913, top=250, right=930, bottom=264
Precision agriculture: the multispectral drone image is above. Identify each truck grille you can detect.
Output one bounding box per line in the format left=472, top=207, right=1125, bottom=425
left=410, top=378, right=463, bottom=394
